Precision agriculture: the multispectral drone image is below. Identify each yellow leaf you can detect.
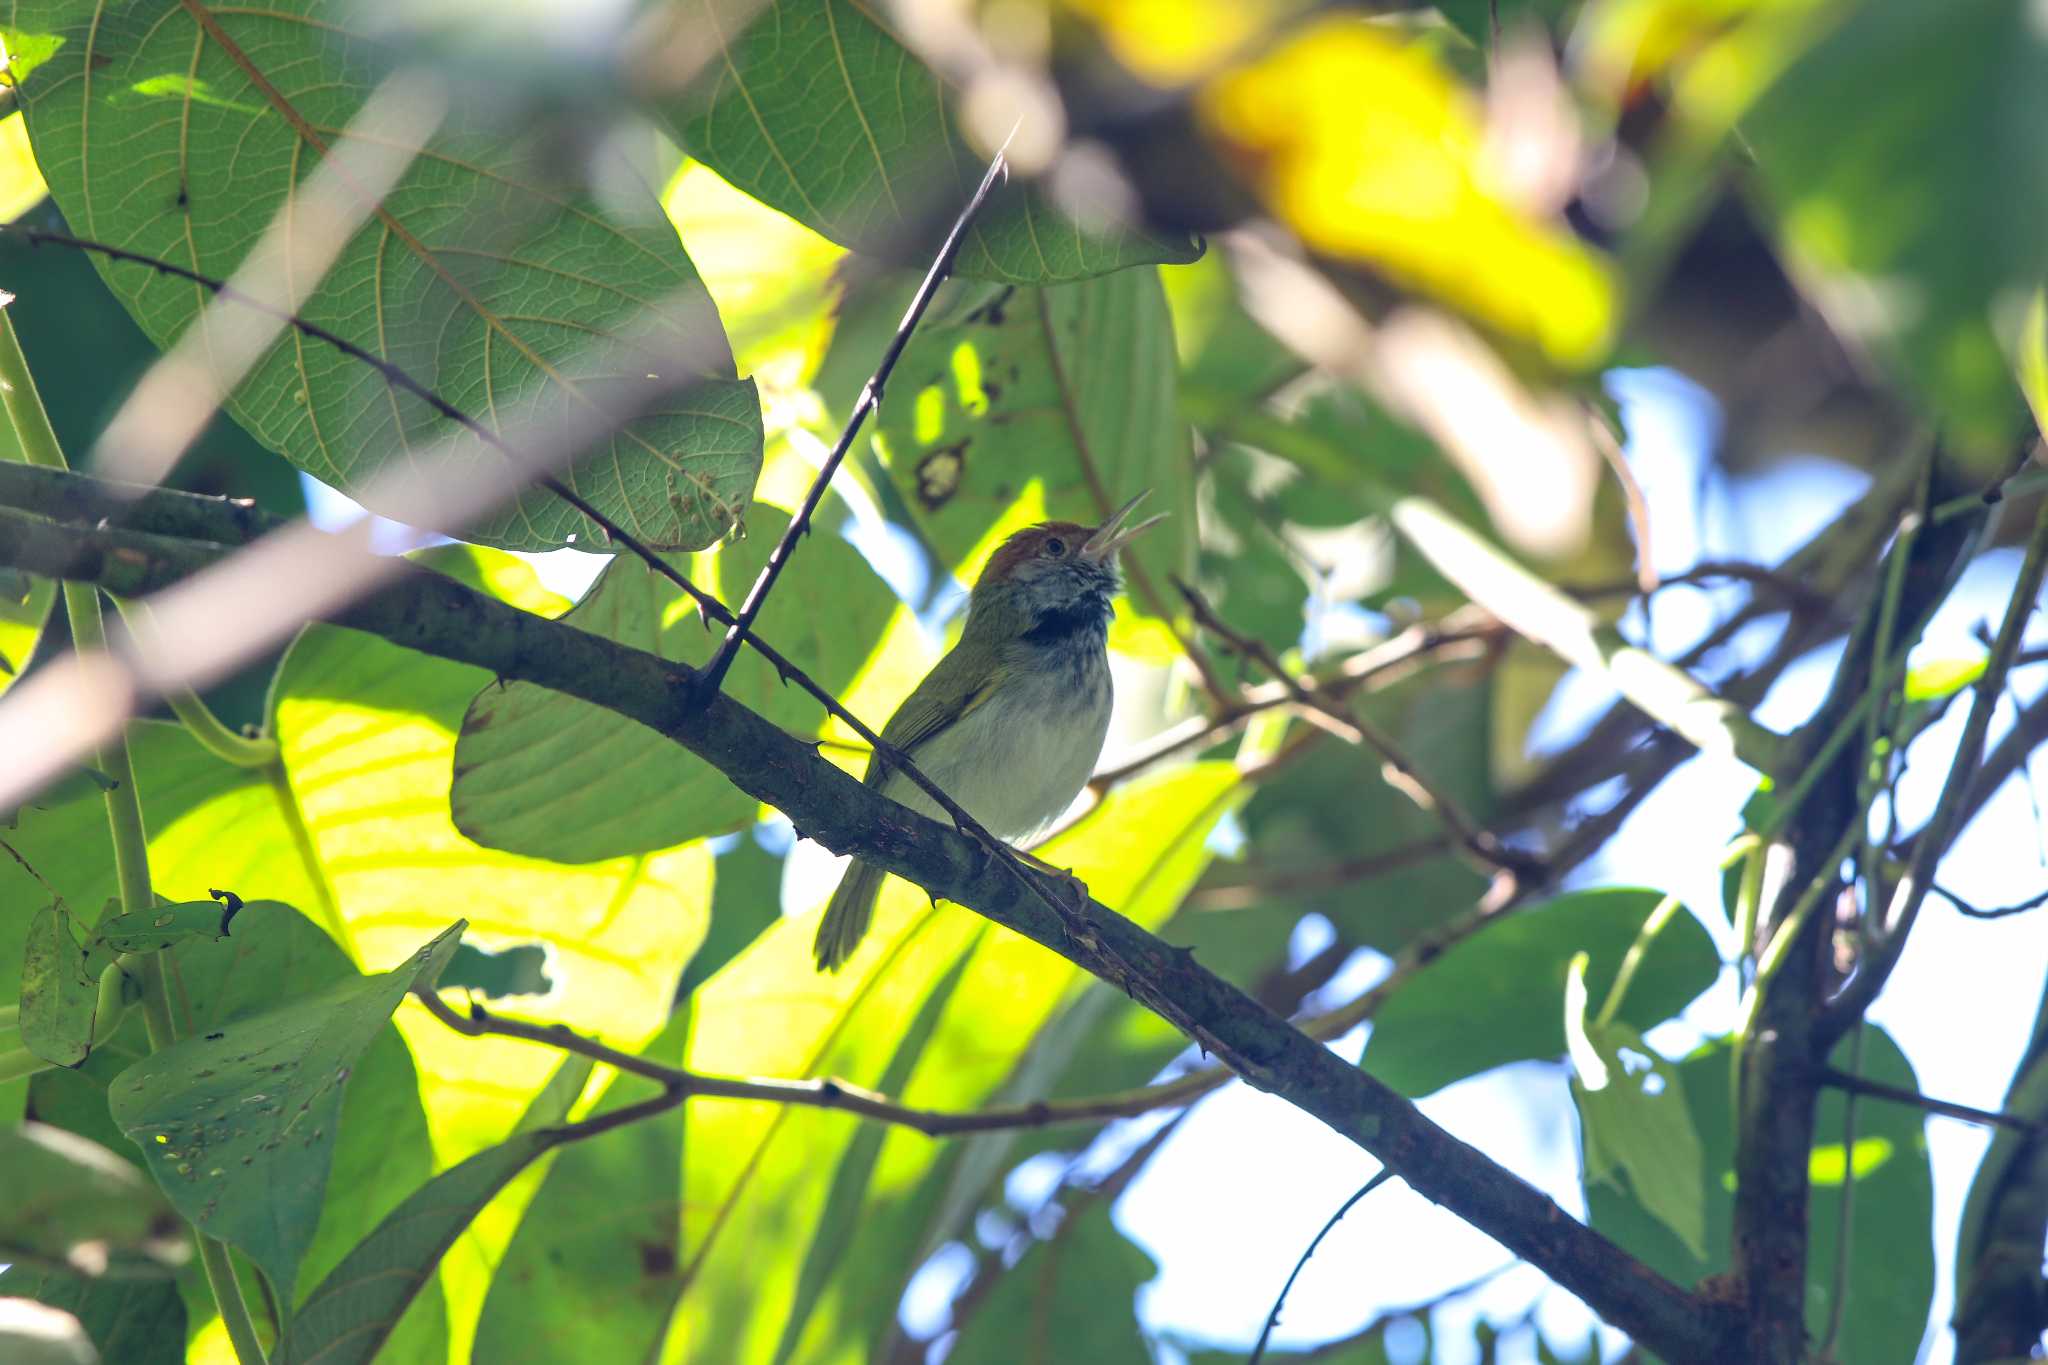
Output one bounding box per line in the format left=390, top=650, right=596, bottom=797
left=1200, top=20, right=1617, bottom=366
left=0, top=112, right=46, bottom=223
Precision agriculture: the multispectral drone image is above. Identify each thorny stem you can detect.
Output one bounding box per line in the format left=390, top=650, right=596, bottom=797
left=0, top=310, right=268, bottom=1365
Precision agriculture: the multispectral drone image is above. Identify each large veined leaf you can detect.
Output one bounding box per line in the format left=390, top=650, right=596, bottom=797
left=108, top=924, right=463, bottom=1296
left=1361, top=888, right=1719, bottom=1098
left=863, top=268, right=1192, bottom=614
left=11, top=0, right=763, bottom=551
left=451, top=505, right=897, bottom=862
left=662, top=0, right=1199, bottom=286
left=675, top=761, right=1242, bottom=1361
left=1585, top=1029, right=1934, bottom=1365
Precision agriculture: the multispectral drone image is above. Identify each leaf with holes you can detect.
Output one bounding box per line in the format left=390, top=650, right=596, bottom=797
left=107, top=923, right=463, bottom=1296
left=12, top=0, right=762, bottom=551
left=860, top=270, right=1191, bottom=616
left=662, top=0, right=1199, bottom=285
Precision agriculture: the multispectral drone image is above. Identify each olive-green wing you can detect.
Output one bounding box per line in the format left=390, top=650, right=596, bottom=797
left=862, top=646, right=1005, bottom=787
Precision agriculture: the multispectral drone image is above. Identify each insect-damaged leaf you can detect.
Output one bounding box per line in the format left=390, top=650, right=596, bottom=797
left=107, top=922, right=464, bottom=1296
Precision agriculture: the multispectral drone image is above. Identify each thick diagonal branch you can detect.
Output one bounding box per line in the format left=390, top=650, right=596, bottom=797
left=0, top=501, right=1729, bottom=1362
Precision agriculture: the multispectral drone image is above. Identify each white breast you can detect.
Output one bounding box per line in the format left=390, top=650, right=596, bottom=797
left=882, top=660, right=1113, bottom=841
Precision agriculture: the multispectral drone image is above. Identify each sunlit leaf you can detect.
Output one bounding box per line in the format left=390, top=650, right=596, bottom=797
left=1363, top=887, right=1718, bottom=1096
left=1063, top=0, right=1317, bottom=86
left=108, top=923, right=463, bottom=1295
left=15, top=0, right=762, bottom=550
left=471, top=1016, right=687, bottom=1364
left=865, top=269, right=1192, bottom=617
left=273, top=1114, right=568, bottom=1365
left=662, top=0, right=1200, bottom=285
left=1200, top=18, right=1616, bottom=366
left=1904, top=651, right=1988, bottom=703
left=688, top=763, right=1243, bottom=1360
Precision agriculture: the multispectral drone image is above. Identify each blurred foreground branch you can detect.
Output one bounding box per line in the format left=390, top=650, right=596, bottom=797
left=0, top=493, right=1733, bottom=1362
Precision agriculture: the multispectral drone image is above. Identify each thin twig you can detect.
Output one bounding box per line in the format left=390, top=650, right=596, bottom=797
left=1175, top=577, right=1539, bottom=879
left=692, top=139, right=1010, bottom=702
left=1587, top=405, right=1658, bottom=595
left=1928, top=883, right=2048, bottom=921
left=1247, top=1170, right=1396, bottom=1364
left=1816, top=1065, right=2047, bottom=1134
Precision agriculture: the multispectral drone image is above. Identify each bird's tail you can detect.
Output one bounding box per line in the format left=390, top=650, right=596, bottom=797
left=814, top=859, right=886, bottom=972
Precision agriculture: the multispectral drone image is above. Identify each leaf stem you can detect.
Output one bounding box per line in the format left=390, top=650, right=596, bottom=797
left=0, top=308, right=268, bottom=1365
left=1593, top=891, right=1682, bottom=1030
left=110, top=596, right=279, bottom=768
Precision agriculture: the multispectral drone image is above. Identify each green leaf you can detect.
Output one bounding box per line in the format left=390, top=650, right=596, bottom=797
left=107, top=922, right=464, bottom=1296
left=1585, top=1028, right=1934, bottom=1365
left=1745, top=0, right=2048, bottom=446
left=0, top=1122, right=183, bottom=1275
left=1563, top=954, right=1707, bottom=1260
left=451, top=505, right=895, bottom=861
left=687, top=763, right=1242, bottom=1360
left=947, top=1201, right=1160, bottom=1362
left=1362, top=887, right=1719, bottom=1097
left=0, top=1269, right=184, bottom=1365
left=272, top=1124, right=561, bottom=1365
left=14, top=0, right=763, bottom=551
left=470, top=1019, right=686, bottom=1365
left=662, top=1, right=1198, bottom=285
left=19, top=904, right=98, bottom=1067
left=866, top=269, right=1192, bottom=616
left=269, top=619, right=713, bottom=1152
left=89, top=899, right=238, bottom=956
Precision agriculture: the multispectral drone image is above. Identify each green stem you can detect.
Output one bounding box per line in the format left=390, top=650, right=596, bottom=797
left=109, top=596, right=278, bottom=768
left=1817, top=1023, right=1866, bottom=1360
left=0, top=1045, right=47, bottom=1083
left=0, top=309, right=268, bottom=1365
left=1593, top=891, right=1682, bottom=1030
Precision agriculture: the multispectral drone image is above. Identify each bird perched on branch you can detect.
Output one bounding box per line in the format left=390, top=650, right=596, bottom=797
left=814, top=493, right=1164, bottom=971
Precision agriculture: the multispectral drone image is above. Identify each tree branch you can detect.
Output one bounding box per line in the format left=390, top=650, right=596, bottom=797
left=0, top=498, right=1730, bottom=1362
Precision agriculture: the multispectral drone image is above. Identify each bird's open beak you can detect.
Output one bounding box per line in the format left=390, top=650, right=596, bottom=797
left=1082, top=491, right=1167, bottom=562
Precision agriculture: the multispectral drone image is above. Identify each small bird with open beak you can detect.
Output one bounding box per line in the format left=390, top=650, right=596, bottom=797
left=813, top=492, right=1165, bottom=971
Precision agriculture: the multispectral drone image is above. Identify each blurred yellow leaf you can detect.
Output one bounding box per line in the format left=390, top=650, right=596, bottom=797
left=1065, top=0, right=1311, bottom=86
left=1201, top=19, right=1617, bottom=366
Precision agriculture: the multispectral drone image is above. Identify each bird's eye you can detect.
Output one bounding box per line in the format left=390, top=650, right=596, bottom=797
left=1044, top=537, right=1067, bottom=557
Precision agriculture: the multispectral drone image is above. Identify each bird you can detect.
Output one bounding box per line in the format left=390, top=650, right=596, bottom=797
left=813, top=492, right=1165, bottom=971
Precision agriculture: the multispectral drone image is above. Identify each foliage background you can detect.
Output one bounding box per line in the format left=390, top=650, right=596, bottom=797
left=0, top=1, right=2043, bottom=1363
